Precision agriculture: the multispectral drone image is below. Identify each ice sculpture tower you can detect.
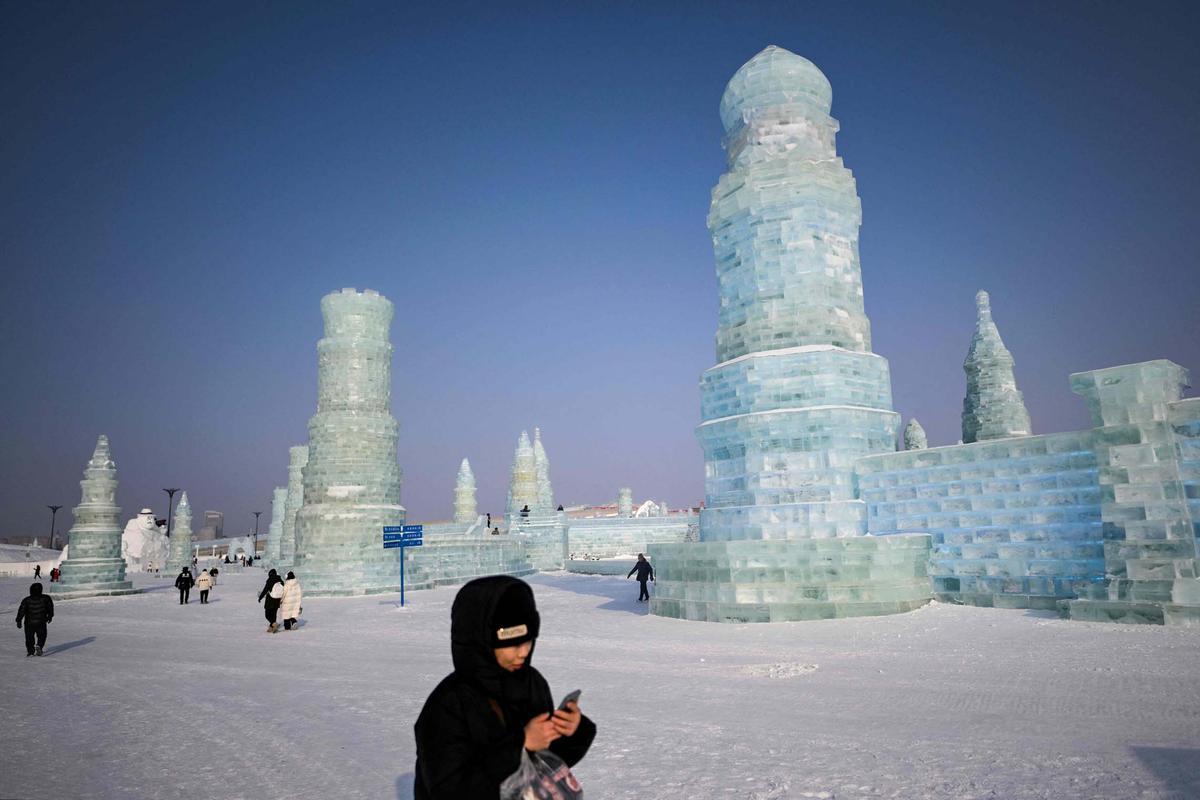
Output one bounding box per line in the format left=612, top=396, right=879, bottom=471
left=903, top=419, right=928, bottom=450
left=294, top=288, right=405, bottom=595
left=55, top=435, right=139, bottom=597
left=962, top=290, right=1032, bottom=443
left=164, top=491, right=193, bottom=574
left=533, top=428, right=554, bottom=513
left=263, top=485, right=287, bottom=565
left=277, top=445, right=308, bottom=568
left=506, top=431, right=538, bottom=519
left=649, top=46, right=930, bottom=622
left=454, top=458, right=477, bottom=524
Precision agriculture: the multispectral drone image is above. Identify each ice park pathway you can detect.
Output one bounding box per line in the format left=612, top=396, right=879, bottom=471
left=1, top=570, right=1199, bottom=800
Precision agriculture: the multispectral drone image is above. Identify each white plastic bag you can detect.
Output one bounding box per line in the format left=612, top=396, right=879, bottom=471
left=500, top=749, right=583, bottom=800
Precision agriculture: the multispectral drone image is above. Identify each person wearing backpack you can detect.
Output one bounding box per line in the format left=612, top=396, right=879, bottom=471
left=175, top=568, right=195, bottom=605
left=16, top=583, right=54, bottom=657
left=257, top=569, right=284, bottom=633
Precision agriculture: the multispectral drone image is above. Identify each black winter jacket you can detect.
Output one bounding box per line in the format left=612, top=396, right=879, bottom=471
left=627, top=559, right=654, bottom=581
left=258, top=574, right=283, bottom=609
left=414, top=576, right=596, bottom=799
left=175, top=572, right=194, bottom=590
left=17, top=585, right=54, bottom=626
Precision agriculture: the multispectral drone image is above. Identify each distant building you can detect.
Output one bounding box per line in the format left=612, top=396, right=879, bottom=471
left=195, top=510, right=224, bottom=542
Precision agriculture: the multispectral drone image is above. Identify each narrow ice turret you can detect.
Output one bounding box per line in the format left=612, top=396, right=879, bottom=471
left=454, top=458, right=477, bottom=524
left=533, top=428, right=554, bottom=513
left=277, top=445, right=308, bottom=568
left=506, top=431, right=537, bottom=519
left=164, top=492, right=193, bottom=574
left=903, top=418, right=928, bottom=450
left=264, top=486, right=287, bottom=565
left=962, top=290, right=1032, bottom=443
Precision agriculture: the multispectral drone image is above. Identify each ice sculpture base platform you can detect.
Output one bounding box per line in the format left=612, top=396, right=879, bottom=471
left=648, top=534, right=931, bottom=623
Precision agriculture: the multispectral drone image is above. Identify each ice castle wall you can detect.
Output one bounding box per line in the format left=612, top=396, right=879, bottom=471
left=855, top=431, right=1104, bottom=609
left=567, top=516, right=695, bottom=560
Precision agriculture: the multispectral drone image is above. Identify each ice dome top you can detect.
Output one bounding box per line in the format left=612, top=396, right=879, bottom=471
left=719, top=45, right=833, bottom=133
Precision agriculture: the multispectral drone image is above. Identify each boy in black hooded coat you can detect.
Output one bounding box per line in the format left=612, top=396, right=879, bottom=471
left=414, top=575, right=596, bottom=799
left=16, top=582, right=53, bottom=656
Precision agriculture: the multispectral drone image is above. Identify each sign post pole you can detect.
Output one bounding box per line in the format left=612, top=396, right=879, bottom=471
left=383, top=524, right=424, bottom=609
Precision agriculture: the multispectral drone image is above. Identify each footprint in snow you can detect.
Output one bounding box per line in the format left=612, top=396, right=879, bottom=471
left=743, top=662, right=818, bottom=679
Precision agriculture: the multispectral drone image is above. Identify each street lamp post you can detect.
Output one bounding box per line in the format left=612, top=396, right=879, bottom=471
left=163, top=488, right=180, bottom=538
left=252, top=511, right=263, bottom=556
left=46, top=505, right=62, bottom=550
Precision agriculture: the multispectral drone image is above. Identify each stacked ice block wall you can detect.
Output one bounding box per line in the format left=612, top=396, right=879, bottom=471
left=1066, top=362, right=1200, bottom=624
left=649, top=46, right=930, bottom=623
left=506, top=431, right=538, bottom=520
left=855, top=431, right=1104, bottom=609
left=294, top=289, right=405, bottom=596
left=55, top=435, right=139, bottom=598
left=567, top=516, right=695, bottom=560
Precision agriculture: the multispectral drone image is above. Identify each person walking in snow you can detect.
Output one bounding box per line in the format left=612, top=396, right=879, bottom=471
left=279, top=571, right=302, bottom=631
left=33, top=565, right=41, bottom=579
left=626, top=553, right=654, bottom=602
left=175, top=567, right=194, bottom=605
left=16, top=582, right=53, bottom=657
left=195, top=569, right=213, bottom=604
left=258, top=569, right=284, bottom=633
left=413, top=575, right=596, bottom=799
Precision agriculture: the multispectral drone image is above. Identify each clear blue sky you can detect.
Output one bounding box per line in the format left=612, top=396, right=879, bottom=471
left=2, top=1, right=1197, bottom=538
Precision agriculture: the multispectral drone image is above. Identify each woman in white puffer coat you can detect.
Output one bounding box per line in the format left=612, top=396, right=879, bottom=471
left=279, top=571, right=303, bottom=631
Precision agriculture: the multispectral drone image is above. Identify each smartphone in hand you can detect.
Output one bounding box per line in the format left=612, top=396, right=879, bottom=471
left=557, top=689, right=582, bottom=711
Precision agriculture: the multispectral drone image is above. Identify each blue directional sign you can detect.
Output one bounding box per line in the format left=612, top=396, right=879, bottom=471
left=402, top=524, right=423, bottom=533
left=383, top=541, right=404, bottom=549
left=402, top=531, right=422, bottom=540
left=383, top=525, right=403, bottom=534
left=383, top=532, right=405, bottom=542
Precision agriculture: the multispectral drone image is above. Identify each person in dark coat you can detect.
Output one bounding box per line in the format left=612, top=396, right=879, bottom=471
left=33, top=564, right=41, bottom=579
left=16, top=582, right=53, bottom=656
left=626, top=553, right=655, bottom=602
left=175, top=568, right=194, bottom=604
left=257, top=569, right=284, bottom=633
left=414, top=576, right=595, bottom=799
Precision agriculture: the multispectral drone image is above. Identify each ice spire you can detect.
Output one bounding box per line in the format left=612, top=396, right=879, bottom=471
left=264, top=485, right=287, bottom=565
left=903, top=418, right=928, bottom=450
left=454, top=458, right=478, bottom=524
left=278, top=445, right=308, bottom=568
left=55, top=435, right=137, bottom=596
left=506, top=431, right=538, bottom=520
left=618, top=487, right=633, bottom=517
left=165, top=492, right=193, bottom=574
left=962, top=290, right=1032, bottom=443
left=533, top=427, right=554, bottom=513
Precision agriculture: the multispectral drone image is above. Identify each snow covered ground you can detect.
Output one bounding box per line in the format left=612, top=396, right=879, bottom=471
left=2, top=570, right=1198, bottom=800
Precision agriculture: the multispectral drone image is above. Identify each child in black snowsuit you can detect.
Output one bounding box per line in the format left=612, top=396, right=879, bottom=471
left=413, top=576, right=596, bottom=798
left=16, top=583, right=54, bottom=656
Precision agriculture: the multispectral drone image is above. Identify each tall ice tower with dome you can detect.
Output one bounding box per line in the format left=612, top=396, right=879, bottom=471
left=649, top=46, right=932, bottom=622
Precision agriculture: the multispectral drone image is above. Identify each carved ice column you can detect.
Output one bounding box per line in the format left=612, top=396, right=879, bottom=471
left=454, top=458, right=478, bottom=524
left=903, top=419, right=928, bottom=450
left=618, top=487, right=633, bottom=517
left=962, top=290, right=1032, bottom=443
left=533, top=427, right=554, bottom=513
left=278, top=445, right=308, bottom=568
left=55, top=435, right=137, bottom=597
left=164, top=492, right=193, bottom=574
left=506, top=431, right=538, bottom=520
left=294, top=288, right=406, bottom=596
left=264, top=486, right=287, bottom=565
